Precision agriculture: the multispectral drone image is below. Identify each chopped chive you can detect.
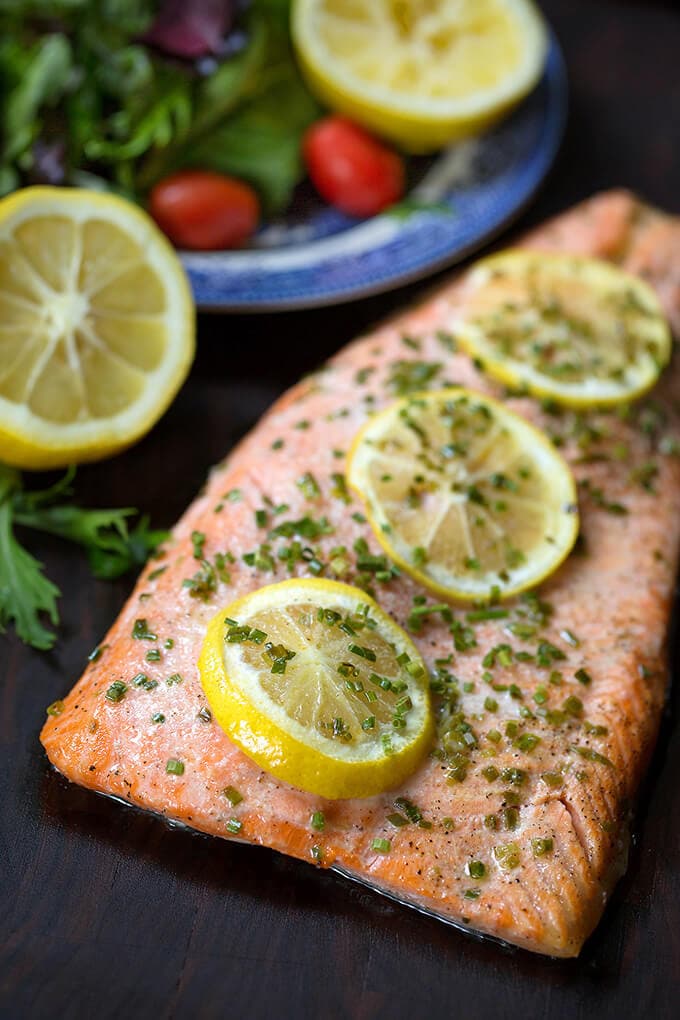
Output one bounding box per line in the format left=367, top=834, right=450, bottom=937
left=191, top=530, right=206, bottom=559
left=514, top=733, right=541, bottom=753
left=105, top=680, right=127, bottom=703
left=531, top=837, right=554, bottom=857
left=371, top=837, right=391, bottom=853
left=132, top=619, right=156, bottom=641
left=167, top=673, right=184, bottom=686
left=226, top=818, right=242, bottom=834
left=151, top=712, right=165, bottom=724
left=348, top=643, right=376, bottom=661
left=466, top=860, right=486, bottom=879
left=311, top=845, right=323, bottom=862
left=387, top=813, right=409, bottom=827
left=574, top=668, right=592, bottom=686
left=166, top=758, right=184, bottom=775
left=361, top=716, right=376, bottom=731
left=466, top=608, right=509, bottom=622
left=310, top=811, right=325, bottom=832
left=197, top=706, right=212, bottom=723
left=145, top=648, right=161, bottom=662
left=223, top=786, right=243, bottom=806
left=493, top=843, right=521, bottom=870
left=46, top=700, right=64, bottom=717
left=297, top=472, right=321, bottom=500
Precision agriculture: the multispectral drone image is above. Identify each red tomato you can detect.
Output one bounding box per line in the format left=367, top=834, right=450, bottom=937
left=149, top=170, right=259, bottom=250
left=303, top=116, right=405, bottom=217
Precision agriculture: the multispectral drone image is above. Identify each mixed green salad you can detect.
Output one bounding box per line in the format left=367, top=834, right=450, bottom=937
left=0, top=0, right=320, bottom=215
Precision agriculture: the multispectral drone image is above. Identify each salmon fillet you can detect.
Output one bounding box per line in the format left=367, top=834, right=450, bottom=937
left=41, top=192, right=680, bottom=958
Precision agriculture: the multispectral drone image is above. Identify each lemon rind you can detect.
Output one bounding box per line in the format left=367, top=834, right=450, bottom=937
left=450, top=250, right=672, bottom=409
left=0, top=186, right=195, bottom=469
left=199, top=579, right=434, bottom=800
left=346, top=388, right=579, bottom=602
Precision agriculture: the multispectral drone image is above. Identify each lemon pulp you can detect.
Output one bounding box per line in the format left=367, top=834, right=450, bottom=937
left=450, top=250, right=671, bottom=407
left=346, top=388, right=578, bottom=601
left=0, top=187, right=194, bottom=469
left=199, top=578, right=433, bottom=799
left=292, top=0, right=548, bottom=151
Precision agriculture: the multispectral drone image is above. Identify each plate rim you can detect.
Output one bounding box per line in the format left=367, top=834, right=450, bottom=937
left=189, top=33, right=568, bottom=314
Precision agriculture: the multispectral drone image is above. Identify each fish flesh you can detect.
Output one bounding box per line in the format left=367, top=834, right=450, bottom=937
left=41, top=191, right=680, bottom=957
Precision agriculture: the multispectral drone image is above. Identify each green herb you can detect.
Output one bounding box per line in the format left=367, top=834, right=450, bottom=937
left=570, top=745, right=614, bottom=767
left=311, top=845, right=323, bottom=862
left=531, top=837, right=554, bottom=857
left=166, top=758, right=184, bottom=776
left=191, top=530, right=206, bottom=559
left=466, top=860, right=486, bottom=879
left=387, top=360, right=442, bottom=395
left=348, top=643, right=376, bottom=661
left=223, top=786, right=243, bottom=806
left=493, top=843, right=521, bottom=870
left=574, top=668, right=592, bottom=686
left=371, top=837, right=391, bottom=854
left=226, top=818, right=242, bottom=834
left=0, top=465, right=166, bottom=649
left=145, top=648, right=161, bottom=662
left=310, top=811, right=325, bottom=832
left=514, top=733, right=541, bottom=753
left=297, top=472, right=321, bottom=500
left=46, top=700, right=65, bottom=717
left=132, top=618, right=156, bottom=641
left=105, top=680, right=127, bottom=703
left=151, top=712, right=165, bottom=724
left=197, top=706, right=212, bottom=723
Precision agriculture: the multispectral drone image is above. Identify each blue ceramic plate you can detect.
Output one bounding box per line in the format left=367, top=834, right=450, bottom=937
left=183, top=33, right=567, bottom=312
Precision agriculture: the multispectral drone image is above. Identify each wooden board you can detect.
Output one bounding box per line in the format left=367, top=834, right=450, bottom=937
left=2, top=2, right=680, bottom=1016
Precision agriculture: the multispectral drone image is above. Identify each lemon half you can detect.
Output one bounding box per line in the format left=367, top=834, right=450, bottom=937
left=346, top=388, right=578, bottom=601
left=292, top=0, right=548, bottom=152
left=199, top=578, right=433, bottom=799
left=0, top=187, right=195, bottom=469
left=450, top=250, right=671, bottom=408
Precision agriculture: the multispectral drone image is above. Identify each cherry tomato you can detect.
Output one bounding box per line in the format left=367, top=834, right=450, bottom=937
left=149, top=170, right=259, bottom=250
left=303, top=116, right=405, bottom=217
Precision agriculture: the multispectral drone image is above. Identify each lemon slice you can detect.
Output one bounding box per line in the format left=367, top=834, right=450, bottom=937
left=199, top=578, right=433, bottom=799
left=347, top=388, right=578, bottom=601
left=0, top=186, right=195, bottom=469
left=292, top=0, right=548, bottom=152
left=451, top=251, right=671, bottom=408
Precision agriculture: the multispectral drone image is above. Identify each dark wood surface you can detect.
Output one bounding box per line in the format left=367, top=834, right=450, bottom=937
left=2, top=2, right=680, bottom=1017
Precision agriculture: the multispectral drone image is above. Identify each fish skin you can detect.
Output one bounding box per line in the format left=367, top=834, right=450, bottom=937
left=41, top=191, right=680, bottom=957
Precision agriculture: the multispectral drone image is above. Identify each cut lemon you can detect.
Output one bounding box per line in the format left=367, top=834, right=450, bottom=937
left=199, top=578, right=433, bottom=799
left=346, top=388, right=578, bottom=601
left=292, top=0, right=548, bottom=152
left=0, top=186, right=195, bottom=469
left=450, top=250, right=671, bottom=408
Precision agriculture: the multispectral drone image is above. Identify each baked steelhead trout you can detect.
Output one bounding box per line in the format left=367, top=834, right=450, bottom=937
left=42, top=192, right=680, bottom=957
